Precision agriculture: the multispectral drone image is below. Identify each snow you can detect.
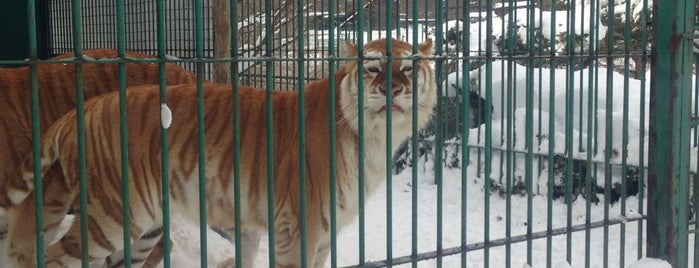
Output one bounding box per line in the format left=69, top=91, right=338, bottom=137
left=160, top=103, right=172, bottom=129
left=627, top=258, right=672, bottom=268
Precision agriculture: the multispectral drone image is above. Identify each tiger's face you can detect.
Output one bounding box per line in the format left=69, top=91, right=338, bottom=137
left=339, top=38, right=436, bottom=143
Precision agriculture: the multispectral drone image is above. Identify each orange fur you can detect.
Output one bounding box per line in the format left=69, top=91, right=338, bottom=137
left=0, top=49, right=196, bottom=267
left=7, top=39, right=435, bottom=268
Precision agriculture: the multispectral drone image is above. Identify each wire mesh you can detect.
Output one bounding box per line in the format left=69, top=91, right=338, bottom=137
left=2, top=0, right=687, bottom=267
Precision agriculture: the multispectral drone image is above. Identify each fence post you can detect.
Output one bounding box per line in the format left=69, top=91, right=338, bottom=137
left=648, top=0, right=695, bottom=266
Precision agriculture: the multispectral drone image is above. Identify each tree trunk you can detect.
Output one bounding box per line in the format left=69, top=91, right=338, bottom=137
left=212, top=0, right=231, bottom=84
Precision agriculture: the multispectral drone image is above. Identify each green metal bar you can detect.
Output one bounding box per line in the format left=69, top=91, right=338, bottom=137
left=460, top=1, right=480, bottom=268
left=637, top=0, right=649, bottom=260
left=328, top=2, right=338, bottom=266
left=229, top=0, right=242, bottom=266
left=525, top=0, right=535, bottom=265
left=27, top=0, right=45, bottom=265
left=564, top=2, right=576, bottom=264
left=648, top=0, right=694, bottom=266
left=504, top=2, right=515, bottom=267
left=263, top=0, right=276, bottom=265
left=411, top=0, right=421, bottom=266
left=70, top=0, right=89, bottom=266
left=696, top=164, right=699, bottom=268
left=194, top=0, right=207, bottom=265
left=384, top=3, right=394, bottom=267
left=116, top=0, right=131, bottom=266
left=604, top=1, right=616, bottom=267
left=434, top=0, right=445, bottom=266
left=620, top=0, right=633, bottom=266
left=585, top=2, right=599, bottom=268
left=484, top=0, right=493, bottom=266
left=357, top=0, right=366, bottom=265
left=155, top=0, right=172, bottom=266
left=546, top=0, right=558, bottom=267
left=460, top=0, right=471, bottom=265
left=537, top=3, right=544, bottom=183
left=296, top=0, right=307, bottom=265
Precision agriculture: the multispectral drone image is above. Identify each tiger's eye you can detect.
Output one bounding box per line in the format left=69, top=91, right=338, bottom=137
left=402, top=66, right=413, bottom=72
left=367, top=67, right=380, bottom=73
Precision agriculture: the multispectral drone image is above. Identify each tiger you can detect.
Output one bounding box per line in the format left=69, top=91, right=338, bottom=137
left=6, top=38, right=436, bottom=268
left=0, top=49, right=196, bottom=267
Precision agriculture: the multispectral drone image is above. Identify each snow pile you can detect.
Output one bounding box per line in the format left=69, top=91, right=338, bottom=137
left=628, top=258, right=672, bottom=268
left=464, top=60, right=649, bottom=167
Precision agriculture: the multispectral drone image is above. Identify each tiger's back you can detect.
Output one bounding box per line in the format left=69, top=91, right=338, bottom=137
left=0, top=49, right=196, bottom=267
left=0, top=49, right=196, bottom=208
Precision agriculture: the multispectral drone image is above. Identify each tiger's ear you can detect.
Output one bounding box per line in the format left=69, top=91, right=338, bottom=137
left=339, top=40, right=358, bottom=58
left=418, top=39, right=434, bottom=56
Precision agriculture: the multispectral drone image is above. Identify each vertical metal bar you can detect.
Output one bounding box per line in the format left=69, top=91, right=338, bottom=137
left=70, top=0, right=89, bottom=266
left=637, top=0, right=649, bottom=260
left=604, top=0, right=616, bottom=266
left=525, top=0, right=535, bottom=265
left=116, top=0, right=131, bottom=266
left=263, top=0, right=276, bottom=265
left=504, top=2, right=515, bottom=267
left=296, top=0, right=308, bottom=264
left=229, top=0, right=243, bottom=266
left=357, top=0, right=366, bottom=264
left=27, top=0, right=45, bottom=264
left=328, top=3, right=338, bottom=266
left=384, top=3, right=394, bottom=265
left=484, top=0, right=494, bottom=266
left=461, top=1, right=471, bottom=266
left=620, top=0, right=633, bottom=265
left=194, top=0, right=208, bottom=265
left=564, top=1, right=576, bottom=264
left=585, top=1, right=599, bottom=267
left=434, top=0, right=445, bottom=266
left=537, top=1, right=545, bottom=182
left=155, top=0, right=171, bottom=266
left=411, top=0, right=420, bottom=266
left=546, top=1, right=558, bottom=267
left=696, top=160, right=699, bottom=268
left=648, top=0, right=694, bottom=266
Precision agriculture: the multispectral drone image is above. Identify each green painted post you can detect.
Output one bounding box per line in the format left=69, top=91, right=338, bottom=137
left=647, top=0, right=694, bottom=266
left=26, top=0, right=45, bottom=265
left=263, top=0, right=276, bottom=265
left=115, top=0, right=131, bottom=266
left=155, top=0, right=172, bottom=266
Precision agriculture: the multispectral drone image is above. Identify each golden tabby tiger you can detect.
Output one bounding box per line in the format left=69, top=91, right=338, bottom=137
left=7, top=38, right=435, bottom=268
left=0, top=49, right=196, bottom=267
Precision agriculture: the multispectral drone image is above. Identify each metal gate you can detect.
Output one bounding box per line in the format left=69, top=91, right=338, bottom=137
left=1, top=0, right=698, bottom=267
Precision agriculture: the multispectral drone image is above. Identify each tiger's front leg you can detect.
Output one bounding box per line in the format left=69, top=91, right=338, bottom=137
left=215, top=228, right=262, bottom=268
left=312, top=236, right=331, bottom=268
left=272, top=210, right=327, bottom=268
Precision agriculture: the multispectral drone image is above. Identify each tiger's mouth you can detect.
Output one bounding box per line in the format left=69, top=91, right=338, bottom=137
left=378, top=104, right=405, bottom=114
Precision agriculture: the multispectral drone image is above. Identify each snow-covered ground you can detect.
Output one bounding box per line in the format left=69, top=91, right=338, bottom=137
left=165, top=163, right=656, bottom=267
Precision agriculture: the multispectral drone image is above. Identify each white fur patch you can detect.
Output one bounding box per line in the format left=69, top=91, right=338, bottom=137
left=7, top=188, right=29, bottom=205
left=365, top=51, right=383, bottom=59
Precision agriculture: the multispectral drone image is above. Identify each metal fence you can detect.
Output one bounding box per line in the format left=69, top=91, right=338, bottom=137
left=2, top=0, right=699, bottom=267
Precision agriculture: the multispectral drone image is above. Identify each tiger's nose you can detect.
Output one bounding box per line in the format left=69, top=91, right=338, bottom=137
left=379, top=85, right=403, bottom=96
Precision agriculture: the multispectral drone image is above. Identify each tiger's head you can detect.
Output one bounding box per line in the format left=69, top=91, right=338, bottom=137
left=338, top=38, right=436, bottom=148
